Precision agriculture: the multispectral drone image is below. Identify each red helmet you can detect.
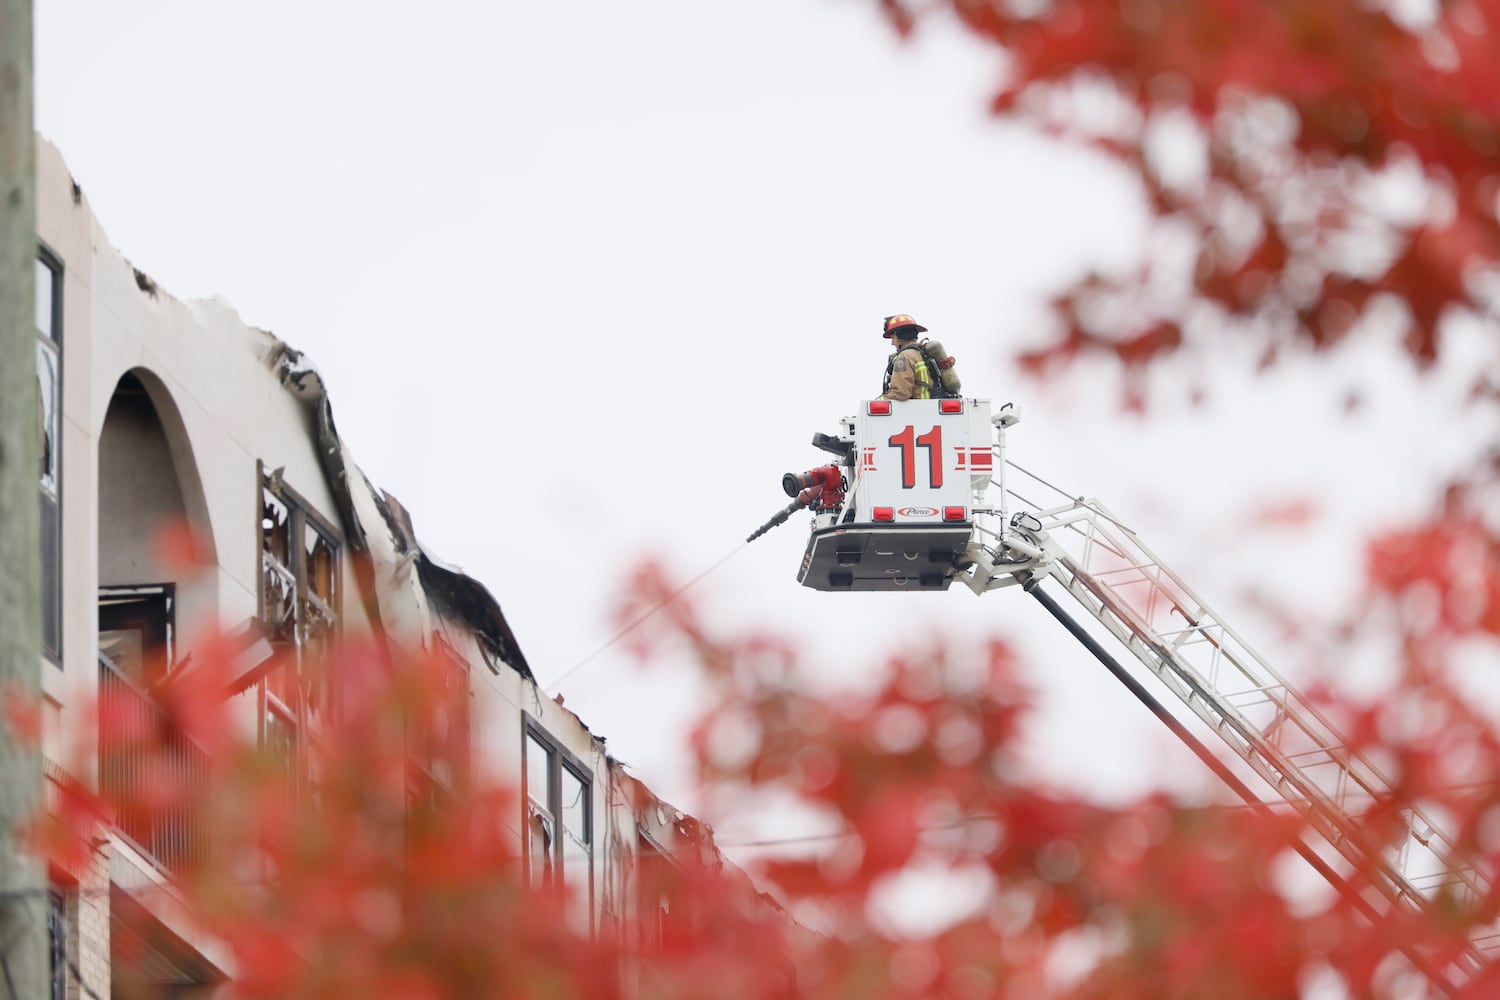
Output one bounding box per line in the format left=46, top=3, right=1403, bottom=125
left=882, top=314, right=927, bottom=338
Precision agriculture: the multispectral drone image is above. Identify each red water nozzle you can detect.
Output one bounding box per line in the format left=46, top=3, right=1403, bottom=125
left=782, top=465, right=845, bottom=511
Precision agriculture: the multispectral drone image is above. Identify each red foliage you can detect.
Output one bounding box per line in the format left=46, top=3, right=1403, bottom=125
left=614, top=561, right=1500, bottom=996
left=15, top=566, right=1486, bottom=996
left=15, top=541, right=1495, bottom=999
left=1367, top=514, right=1500, bottom=636
left=881, top=0, right=1500, bottom=381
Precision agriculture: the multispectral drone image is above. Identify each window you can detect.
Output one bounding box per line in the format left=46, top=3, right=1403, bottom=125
left=410, top=636, right=470, bottom=797
left=48, top=889, right=67, bottom=1000
left=636, top=835, right=692, bottom=952
left=37, top=250, right=62, bottom=663
left=98, top=585, right=175, bottom=688
left=259, top=466, right=340, bottom=673
left=97, top=591, right=211, bottom=872
left=258, top=465, right=341, bottom=806
left=524, top=721, right=593, bottom=934
left=407, top=638, right=471, bottom=843
left=265, top=699, right=298, bottom=808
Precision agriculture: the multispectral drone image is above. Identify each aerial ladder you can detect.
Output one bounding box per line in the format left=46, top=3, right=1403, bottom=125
left=749, top=397, right=1495, bottom=994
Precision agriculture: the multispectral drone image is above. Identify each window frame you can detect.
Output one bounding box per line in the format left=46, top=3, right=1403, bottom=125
left=48, top=888, right=67, bottom=1000
left=256, top=463, right=344, bottom=806
left=36, top=244, right=63, bottom=665
left=263, top=692, right=300, bottom=807
left=635, top=831, right=696, bottom=953
left=522, top=717, right=594, bottom=933
left=98, top=583, right=176, bottom=689
left=257, top=463, right=343, bottom=656
left=409, top=634, right=472, bottom=800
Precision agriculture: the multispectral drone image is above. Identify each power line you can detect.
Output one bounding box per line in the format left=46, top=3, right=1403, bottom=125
left=543, top=540, right=749, bottom=691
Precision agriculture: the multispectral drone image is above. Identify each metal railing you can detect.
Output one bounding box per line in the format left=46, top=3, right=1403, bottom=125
left=98, top=652, right=210, bottom=874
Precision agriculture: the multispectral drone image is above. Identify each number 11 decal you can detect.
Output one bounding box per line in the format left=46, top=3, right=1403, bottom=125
left=888, top=425, right=943, bottom=489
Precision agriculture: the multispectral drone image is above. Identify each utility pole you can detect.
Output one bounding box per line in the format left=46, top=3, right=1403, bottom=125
left=0, top=0, right=49, bottom=994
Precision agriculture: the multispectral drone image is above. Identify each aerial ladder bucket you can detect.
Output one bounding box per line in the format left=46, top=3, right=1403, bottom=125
left=747, top=398, right=1021, bottom=591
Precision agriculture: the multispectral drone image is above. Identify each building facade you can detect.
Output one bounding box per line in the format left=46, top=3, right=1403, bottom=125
left=33, top=137, right=776, bottom=998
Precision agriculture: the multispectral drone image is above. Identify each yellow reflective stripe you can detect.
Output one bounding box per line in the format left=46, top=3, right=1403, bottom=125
left=906, top=349, right=934, bottom=398
left=905, top=350, right=933, bottom=384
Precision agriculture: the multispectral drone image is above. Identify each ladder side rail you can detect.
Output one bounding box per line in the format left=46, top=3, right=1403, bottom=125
left=1037, top=512, right=1430, bottom=862
left=1044, top=503, right=1288, bottom=685
left=1150, top=620, right=1419, bottom=838
left=1041, top=557, right=1460, bottom=921
left=1027, top=571, right=1486, bottom=991
left=986, top=489, right=1493, bottom=908
left=1047, top=548, right=1492, bottom=918
left=1039, top=504, right=1413, bottom=806
left=987, top=512, right=1284, bottom=726
left=991, top=467, right=1492, bottom=966
left=1161, top=617, right=1380, bottom=792
left=1046, top=556, right=1366, bottom=833
left=1069, top=500, right=1372, bottom=739
left=1044, top=552, right=1370, bottom=831
left=1042, top=511, right=1369, bottom=780
left=1039, top=507, right=1493, bottom=906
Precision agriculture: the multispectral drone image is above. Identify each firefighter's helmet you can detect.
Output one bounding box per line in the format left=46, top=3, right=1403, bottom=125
left=882, top=314, right=928, bottom=338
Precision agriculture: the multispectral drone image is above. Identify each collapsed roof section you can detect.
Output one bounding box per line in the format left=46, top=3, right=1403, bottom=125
left=267, top=341, right=533, bottom=680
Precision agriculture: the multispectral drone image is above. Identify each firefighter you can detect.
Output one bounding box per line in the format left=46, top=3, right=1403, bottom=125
left=878, top=314, right=935, bottom=401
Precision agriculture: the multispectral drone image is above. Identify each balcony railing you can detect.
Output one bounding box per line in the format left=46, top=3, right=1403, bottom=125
left=98, top=653, right=210, bottom=874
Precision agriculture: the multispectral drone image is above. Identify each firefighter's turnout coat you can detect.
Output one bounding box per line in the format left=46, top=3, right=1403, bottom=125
left=880, top=345, right=935, bottom=401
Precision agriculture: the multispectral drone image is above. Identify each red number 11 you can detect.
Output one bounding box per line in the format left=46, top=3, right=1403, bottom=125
left=888, top=425, right=943, bottom=489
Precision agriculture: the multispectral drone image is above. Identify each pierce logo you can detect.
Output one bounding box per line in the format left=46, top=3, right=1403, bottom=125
left=897, top=506, right=938, bottom=518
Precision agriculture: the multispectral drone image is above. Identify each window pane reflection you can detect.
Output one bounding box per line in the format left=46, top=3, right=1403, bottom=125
left=526, top=735, right=551, bottom=809
left=561, top=768, right=587, bottom=847
left=35, top=257, right=53, bottom=340
left=36, top=343, right=58, bottom=493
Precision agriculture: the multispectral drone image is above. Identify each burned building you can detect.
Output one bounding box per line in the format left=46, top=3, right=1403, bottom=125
left=32, top=136, right=781, bottom=997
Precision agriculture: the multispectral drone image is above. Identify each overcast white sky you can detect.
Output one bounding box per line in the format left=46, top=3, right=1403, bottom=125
left=35, top=0, right=1497, bottom=853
